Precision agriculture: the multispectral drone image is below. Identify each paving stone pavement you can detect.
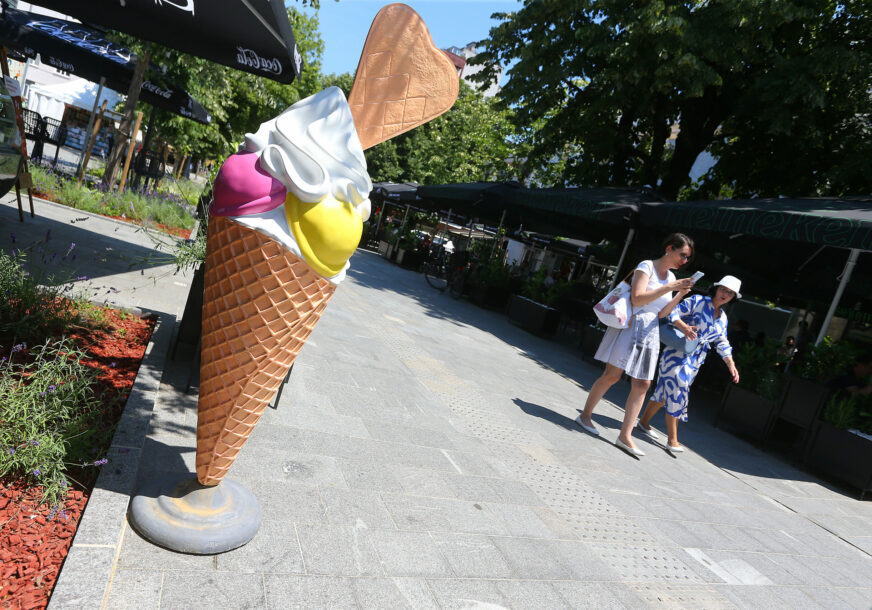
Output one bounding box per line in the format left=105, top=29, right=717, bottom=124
left=7, top=201, right=869, bottom=610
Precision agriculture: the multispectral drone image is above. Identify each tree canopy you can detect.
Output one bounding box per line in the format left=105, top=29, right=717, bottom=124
left=365, top=81, right=516, bottom=184
left=471, top=0, right=872, bottom=199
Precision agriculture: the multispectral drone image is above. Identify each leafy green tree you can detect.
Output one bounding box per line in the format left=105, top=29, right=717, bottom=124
left=471, top=0, right=872, bottom=198
left=366, top=81, right=515, bottom=183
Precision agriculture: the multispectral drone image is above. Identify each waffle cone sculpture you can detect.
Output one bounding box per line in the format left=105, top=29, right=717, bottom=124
left=196, top=217, right=335, bottom=485
left=195, top=3, right=459, bottom=487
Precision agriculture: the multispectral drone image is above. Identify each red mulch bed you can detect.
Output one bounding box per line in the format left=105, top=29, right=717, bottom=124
left=0, top=308, right=155, bottom=610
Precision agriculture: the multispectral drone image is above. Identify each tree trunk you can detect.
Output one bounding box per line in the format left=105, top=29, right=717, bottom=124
left=102, top=43, right=152, bottom=188
left=612, top=107, right=635, bottom=185
left=642, top=96, right=670, bottom=188
left=659, top=87, right=730, bottom=199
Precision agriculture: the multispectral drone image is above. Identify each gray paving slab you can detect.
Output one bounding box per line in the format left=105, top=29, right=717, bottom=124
left=366, top=530, right=454, bottom=577
left=51, top=247, right=872, bottom=609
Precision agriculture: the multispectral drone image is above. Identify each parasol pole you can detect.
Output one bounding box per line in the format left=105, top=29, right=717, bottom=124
left=608, top=227, right=636, bottom=292
left=118, top=110, right=144, bottom=191
left=77, top=76, right=104, bottom=177
left=815, top=248, right=861, bottom=345
left=77, top=99, right=107, bottom=186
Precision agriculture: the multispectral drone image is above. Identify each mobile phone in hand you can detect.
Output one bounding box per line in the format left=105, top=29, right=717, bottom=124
left=690, top=271, right=704, bottom=283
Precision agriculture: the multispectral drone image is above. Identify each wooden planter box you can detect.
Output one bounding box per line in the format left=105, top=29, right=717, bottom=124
left=580, top=325, right=606, bottom=361
left=507, top=294, right=561, bottom=337
left=807, top=421, right=872, bottom=498
left=715, top=384, right=778, bottom=443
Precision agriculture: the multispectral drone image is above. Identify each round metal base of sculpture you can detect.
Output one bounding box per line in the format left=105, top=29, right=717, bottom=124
left=128, top=473, right=262, bottom=554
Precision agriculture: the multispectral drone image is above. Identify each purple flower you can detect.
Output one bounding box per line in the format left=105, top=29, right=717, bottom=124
left=6, top=448, right=14, bottom=455
left=76, top=276, right=89, bottom=281
left=33, top=469, right=41, bottom=476
left=93, top=458, right=108, bottom=466
left=110, top=362, right=116, bottom=368
left=31, top=440, right=39, bottom=446
left=48, top=385, right=56, bottom=392
left=11, top=343, right=26, bottom=353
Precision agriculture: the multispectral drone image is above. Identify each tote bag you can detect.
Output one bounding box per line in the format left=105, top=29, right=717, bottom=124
left=593, top=271, right=634, bottom=329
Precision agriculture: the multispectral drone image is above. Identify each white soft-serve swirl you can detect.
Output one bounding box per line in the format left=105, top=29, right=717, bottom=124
left=229, top=87, right=372, bottom=284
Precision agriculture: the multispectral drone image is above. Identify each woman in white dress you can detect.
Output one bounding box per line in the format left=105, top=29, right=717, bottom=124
left=576, top=234, right=696, bottom=457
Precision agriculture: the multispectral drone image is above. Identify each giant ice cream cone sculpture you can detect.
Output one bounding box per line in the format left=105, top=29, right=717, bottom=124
left=196, top=3, right=459, bottom=486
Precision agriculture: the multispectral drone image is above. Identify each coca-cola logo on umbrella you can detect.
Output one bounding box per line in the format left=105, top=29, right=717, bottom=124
left=142, top=81, right=172, bottom=99
left=236, top=47, right=282, bottom=76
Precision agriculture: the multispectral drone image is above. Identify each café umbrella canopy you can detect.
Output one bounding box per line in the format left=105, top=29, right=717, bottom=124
left=0, top=6, right=210, bottom=124
left=28, top=0, right=303, bottom=84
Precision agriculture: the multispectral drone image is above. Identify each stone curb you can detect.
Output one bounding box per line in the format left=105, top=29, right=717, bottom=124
left=47, top=310, right=176, bottom=609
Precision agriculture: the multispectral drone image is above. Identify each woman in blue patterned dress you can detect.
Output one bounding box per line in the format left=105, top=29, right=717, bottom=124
left=637, top=276, right=742, bottom=454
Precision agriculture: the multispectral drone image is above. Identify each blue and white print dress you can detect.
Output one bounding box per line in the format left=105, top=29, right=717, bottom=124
left=651, top=295, right=732, bottom=421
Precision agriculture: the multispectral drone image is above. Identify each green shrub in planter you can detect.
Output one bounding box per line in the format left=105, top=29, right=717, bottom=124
left=795, top=337, right=858, bottom=384
left=521, top=269, right=570, bottom=308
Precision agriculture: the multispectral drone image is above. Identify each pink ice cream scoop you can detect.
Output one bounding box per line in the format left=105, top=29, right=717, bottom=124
left=210, top=151, right=286, bottom=217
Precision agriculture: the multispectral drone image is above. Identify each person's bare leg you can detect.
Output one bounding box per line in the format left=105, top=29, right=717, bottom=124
left=665, top=414, right=680, bottom=447
left=580, top=364, right=623, bottom=427
left=639, top=399, right=664, bottom=429
left=617, top=378, right=651, bottom=448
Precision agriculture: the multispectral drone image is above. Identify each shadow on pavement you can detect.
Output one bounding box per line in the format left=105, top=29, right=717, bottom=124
left=1, top=198, right=178, bottom=285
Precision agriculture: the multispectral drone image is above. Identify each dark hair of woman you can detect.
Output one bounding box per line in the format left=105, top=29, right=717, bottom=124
left=661, top=233, right=695, bottom=263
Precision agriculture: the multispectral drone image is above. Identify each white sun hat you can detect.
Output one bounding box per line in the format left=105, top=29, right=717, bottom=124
left=714, top=275, right=742, bottom=299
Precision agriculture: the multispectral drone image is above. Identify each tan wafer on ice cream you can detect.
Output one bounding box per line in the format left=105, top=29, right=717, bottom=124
left=348, top=3, right=460, bottom=149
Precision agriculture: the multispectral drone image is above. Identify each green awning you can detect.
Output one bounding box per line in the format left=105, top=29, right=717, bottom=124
left=640, top=198, right=872, bottom=250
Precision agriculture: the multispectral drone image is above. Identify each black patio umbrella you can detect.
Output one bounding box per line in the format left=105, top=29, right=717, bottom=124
left=0, top=6, right=210, bottom=124
left=28, top=0, right=302, bottom=84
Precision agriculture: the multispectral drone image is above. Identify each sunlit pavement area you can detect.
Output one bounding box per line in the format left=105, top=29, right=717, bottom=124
left=6, top=202, right=869, bottom=609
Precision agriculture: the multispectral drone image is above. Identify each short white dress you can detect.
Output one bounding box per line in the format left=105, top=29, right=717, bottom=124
left=594, top=260, right=675, bottom=380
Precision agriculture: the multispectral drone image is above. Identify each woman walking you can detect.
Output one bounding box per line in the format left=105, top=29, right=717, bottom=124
left=637, top=276, right=742, bottom=454
left=576, top=234, right=695, bottom=457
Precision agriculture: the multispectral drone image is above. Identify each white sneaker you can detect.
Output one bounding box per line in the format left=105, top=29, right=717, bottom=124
left=575, top=414, right=599, bottom=436
left=635, top=420, right=661, bottom=441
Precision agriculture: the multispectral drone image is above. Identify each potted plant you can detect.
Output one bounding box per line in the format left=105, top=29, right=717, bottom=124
left=506, top=270, right=569, bottom=337
left=773, top=337, right=856, bottom=450
left=469, top=260, right=512, bottom=310
left=806, top=392, right=872, bottom=498
left=395, top=230, right=420, bottom=267
left=716, top=340, right=785, bottom=442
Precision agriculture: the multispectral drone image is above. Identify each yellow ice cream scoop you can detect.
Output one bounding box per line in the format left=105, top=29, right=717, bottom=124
left=286, top=192, right=363, bottom=278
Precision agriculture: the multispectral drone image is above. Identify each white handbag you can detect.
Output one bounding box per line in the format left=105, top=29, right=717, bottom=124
left=593, top=271, right=634, bottom=329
